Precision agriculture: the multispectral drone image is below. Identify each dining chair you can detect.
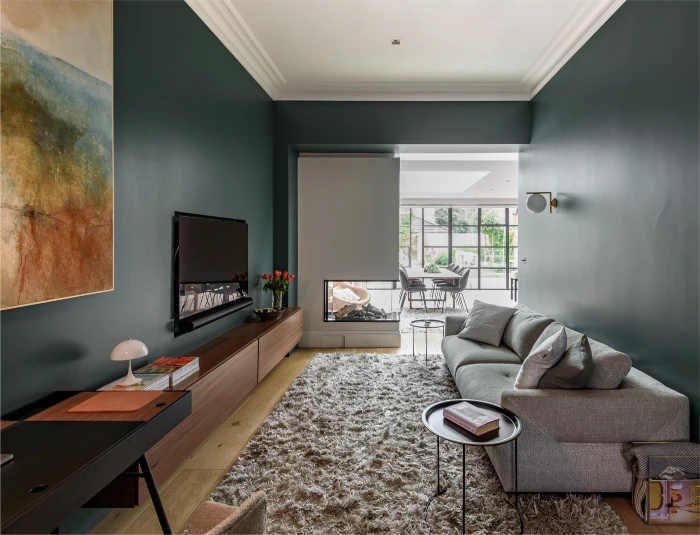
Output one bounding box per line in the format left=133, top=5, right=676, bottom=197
left=399, top=266, right=428, bottom=311
left=439, top=268, right=470, bottom=311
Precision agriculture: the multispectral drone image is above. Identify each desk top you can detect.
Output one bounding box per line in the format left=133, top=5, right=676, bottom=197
left=1, top=390, right=191, bottom=534
left=405, top=267, right=462, bottom=279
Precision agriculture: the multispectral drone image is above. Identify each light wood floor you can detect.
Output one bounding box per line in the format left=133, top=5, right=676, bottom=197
left=92, top=334, right=698, bottom=535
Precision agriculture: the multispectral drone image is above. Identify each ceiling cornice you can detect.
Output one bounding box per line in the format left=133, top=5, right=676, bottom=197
left=187, top=0, right=625, bottom=102
left=185, top=0, right=284, bottom=99
left=522, top=0, right=626, bottom=98
left=276, top=83, right=530, bottom=102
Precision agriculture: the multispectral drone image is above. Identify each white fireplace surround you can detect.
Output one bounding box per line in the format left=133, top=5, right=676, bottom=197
left=297, top=155, right=401, bottom=348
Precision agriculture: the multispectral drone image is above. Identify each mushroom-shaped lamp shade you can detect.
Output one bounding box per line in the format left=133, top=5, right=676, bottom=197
left=111, top=339, right=148, bottom=386
left=526, top=193, right=547, bottom=214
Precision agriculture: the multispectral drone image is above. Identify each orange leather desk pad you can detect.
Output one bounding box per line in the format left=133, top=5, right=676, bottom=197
left=0, top=421, right=17, bottom=431
left=68, top=391, right=161, bottom=413
left=27, top=391, right=185, bottom=422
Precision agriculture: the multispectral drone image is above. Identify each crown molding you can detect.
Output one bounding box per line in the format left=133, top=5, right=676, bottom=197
left=522, top=0, right=625, bottom=98
left=185, top=0, right=284, bottom=99
left=276, top=82, right=530, bottom=101
left=187, top=0, right=624, bottom=102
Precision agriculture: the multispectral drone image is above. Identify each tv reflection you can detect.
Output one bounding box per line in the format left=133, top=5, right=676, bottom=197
left=179, top=273, right=248, bottom=318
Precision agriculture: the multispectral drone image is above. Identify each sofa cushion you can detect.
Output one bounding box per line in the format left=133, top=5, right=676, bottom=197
left=457, top=300, right=516, bottom=346
left=587, top=338, right=632, bottom=389
left=502, top=305, right=554, bottom=359
left=442, top=336, right=522, bottom=376
left=454, top=363, right=520, bottom=405
left=534, top=322, right=632, bottom=389
left=539, top=333, right=594, bottom=389
left=514, top=327, right=568, bottom=389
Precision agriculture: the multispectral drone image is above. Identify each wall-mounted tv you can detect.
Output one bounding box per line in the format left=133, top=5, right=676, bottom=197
left=173, top=212, right=253, bottom=336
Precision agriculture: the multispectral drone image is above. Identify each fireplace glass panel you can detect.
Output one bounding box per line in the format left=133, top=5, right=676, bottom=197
left=325, top=280, right=401, bottom=322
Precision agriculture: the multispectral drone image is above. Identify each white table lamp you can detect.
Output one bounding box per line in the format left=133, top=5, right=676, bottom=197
left=111, top=339, right=148, bottom=386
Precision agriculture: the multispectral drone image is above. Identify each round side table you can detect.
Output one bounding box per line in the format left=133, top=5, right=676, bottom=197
left=421, top=399, right=523, bottom=535
left=410, top=319, right=445, bottom=365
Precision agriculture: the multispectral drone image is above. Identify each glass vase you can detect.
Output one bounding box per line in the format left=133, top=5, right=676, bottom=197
left=272, top=290, right=283, bottom=311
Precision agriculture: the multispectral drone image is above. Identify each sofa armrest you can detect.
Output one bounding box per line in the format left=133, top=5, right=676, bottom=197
left=445, top=315, right=468, bottom=336
left=500, top=369, right=689, bottom=444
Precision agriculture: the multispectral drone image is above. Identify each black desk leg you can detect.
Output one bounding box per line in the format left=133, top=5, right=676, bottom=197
left=138, top=454, right=172, bottom=535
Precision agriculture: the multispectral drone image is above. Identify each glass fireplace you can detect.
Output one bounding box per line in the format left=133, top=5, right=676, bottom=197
left=325, top=280, right=401, bottom=322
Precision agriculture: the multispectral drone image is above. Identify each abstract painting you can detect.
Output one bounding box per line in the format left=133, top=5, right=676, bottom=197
left=1, top=1, right=113, bottom=309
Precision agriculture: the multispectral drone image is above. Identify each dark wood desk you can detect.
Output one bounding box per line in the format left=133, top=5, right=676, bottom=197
left=1, top=390, right=191, bottom=535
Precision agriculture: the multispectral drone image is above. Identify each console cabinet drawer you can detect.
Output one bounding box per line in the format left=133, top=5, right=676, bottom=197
left=258, top=310, right=302, bottom=381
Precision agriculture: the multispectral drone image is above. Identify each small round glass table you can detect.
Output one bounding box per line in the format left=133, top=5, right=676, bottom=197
left=410, top=319, right=445, bottom=365
left=421, top=399, right=523, bottom=535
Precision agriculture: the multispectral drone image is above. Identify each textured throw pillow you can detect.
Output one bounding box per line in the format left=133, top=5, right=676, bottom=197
left=538, top=334, right=594, bottom=389
left=457, top=300, right=516, bottom=347
left=585, top=338, right=632, bottom=389
left=502, top=305, right=555, bottom=360
left=514, top=327, right=567, bottom=389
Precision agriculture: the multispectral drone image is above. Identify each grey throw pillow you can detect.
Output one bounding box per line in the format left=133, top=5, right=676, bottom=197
left=538, top=334, right=594, bottom=389
left=502, top=305, right=555, bottom=360
left=514, top=327, right=567, bottom=389
left=457, top=300, right=516, bottom=347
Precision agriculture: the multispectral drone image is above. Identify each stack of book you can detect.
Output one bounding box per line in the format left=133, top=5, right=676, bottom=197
left=99, top=374, right=169, bottom=392
left=135, top=356, right=200, bottom=387
left=443, top=402, right=500, bottom=436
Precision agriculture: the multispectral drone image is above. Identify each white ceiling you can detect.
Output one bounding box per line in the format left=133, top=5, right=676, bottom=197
left=186, top=0, right=624, bottom=101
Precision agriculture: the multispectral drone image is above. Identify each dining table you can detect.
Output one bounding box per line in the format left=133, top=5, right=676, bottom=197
left=404, top=267, right=463, bottom=309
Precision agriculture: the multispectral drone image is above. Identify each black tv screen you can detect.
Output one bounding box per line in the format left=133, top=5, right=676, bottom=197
left=175, top=213, right=248, bottom=322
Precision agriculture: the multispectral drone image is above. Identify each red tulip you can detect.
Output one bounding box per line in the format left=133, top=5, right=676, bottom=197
left=282, top=271, right=288, bottom=279
left=286, top=277, right=292, bottom=283
left=291, top=273, right=296, bottom=278
left=261, top=274, right=268, bottom=279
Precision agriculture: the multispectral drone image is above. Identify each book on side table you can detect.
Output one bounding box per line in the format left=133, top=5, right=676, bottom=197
left=443, top=401, right=500, bottom=436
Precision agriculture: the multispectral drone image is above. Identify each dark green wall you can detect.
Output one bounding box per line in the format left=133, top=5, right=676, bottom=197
left=1, top=1, right=273, bottom=414
left=273, top=101, right=531, bottom=304
left=519, top=0, right=699, bottom=440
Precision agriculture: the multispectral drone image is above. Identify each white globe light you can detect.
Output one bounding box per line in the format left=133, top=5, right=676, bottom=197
left=526, top=193, right=547, bottom=214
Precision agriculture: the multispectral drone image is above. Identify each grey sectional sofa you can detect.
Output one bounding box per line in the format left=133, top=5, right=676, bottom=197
left=442, top=305, right=690, bottom=493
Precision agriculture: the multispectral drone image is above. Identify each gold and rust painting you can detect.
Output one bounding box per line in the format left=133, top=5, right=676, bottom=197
left=1, top=1, right=113, bottom=309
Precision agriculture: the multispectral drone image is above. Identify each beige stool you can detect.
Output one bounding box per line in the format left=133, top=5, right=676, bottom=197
left=185, top=492, right=267, bottom=535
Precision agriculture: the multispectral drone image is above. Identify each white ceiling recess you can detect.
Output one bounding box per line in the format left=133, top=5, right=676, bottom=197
left=400, top=155, right=518, bottom=206
left=185, top=0, right=625, bottom=101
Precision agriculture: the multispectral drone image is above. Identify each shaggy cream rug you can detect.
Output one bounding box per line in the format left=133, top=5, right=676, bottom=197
left=212, top=353, right=629, bottom=535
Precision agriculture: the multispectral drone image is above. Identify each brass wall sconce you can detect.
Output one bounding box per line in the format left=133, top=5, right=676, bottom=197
left=526, top=192, right=558, bottom=214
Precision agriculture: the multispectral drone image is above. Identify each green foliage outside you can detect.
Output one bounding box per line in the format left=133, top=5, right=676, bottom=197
left=434, top=253, right=448, bottom=266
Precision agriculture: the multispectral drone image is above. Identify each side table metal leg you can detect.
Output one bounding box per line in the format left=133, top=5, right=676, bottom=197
left=515, top=438, right=522, bottom=534
left=425, top=328, right=428, bottom=366
left=462, top=444, right=466, bottom=535
left=138, top=454, right=172, bottom=535
left=436, top=435, right=440, bottom=494
left=413, top=326, right=415, bottom=357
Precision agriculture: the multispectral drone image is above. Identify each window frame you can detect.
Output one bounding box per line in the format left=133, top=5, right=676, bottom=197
left=400, top=206, right=516, bottom=289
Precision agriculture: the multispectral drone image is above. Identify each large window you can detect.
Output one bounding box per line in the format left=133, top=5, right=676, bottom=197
left=399, top=206, right=518, bottom=290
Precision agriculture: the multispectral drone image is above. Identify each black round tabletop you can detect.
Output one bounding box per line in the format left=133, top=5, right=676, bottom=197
left=410, top=319, right=446, bottom=329
left=422, top=399, right=522, bottom=446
